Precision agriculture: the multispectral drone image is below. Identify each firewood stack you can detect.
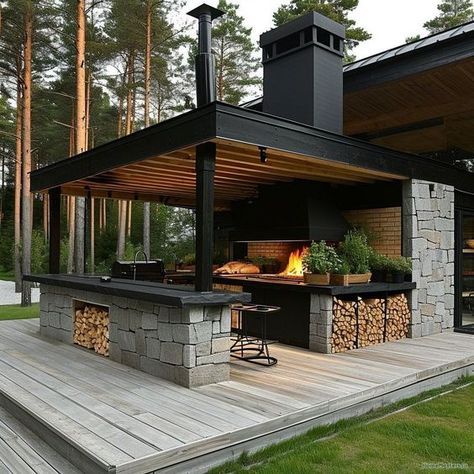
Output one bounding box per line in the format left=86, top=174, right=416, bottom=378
left=74, top=305, right=110, bottom=356
left=385, top=293, right=410, bottom=341
left=357, top=298, right=385, bottom=348
left=332, top=293, right=411, bottom=353
left=332, top=299, right=357, bottom=352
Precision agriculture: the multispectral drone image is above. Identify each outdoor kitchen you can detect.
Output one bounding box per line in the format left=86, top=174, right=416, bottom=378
left=23, top=6, right=472, bottom=389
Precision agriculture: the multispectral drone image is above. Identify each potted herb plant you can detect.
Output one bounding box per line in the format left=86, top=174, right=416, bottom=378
left=302, top=241, right=339, bottom=285
left=388, top=256, right=412, bottom=283
left=369, top=251, right=391, bottom=282
left=331, top=229, right=372, bottom=286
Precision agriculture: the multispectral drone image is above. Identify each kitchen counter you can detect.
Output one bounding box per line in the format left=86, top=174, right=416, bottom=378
left=24, top=274, right=251, bottom=308
left=213, top=274, right=416, bottom=296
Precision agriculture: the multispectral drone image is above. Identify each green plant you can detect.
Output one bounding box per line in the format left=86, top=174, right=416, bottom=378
left=389, top=256, right=412, bottom=274
left=302, top=241, right=340, bottom=275
left=338, top=229, right=372, bottom=274
left=333, top=258, right=351, bottom=275
left=369, top=251, right=391, bottom=272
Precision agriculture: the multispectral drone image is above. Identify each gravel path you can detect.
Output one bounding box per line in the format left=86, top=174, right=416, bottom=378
left=0, top=280, right=40, bottom=305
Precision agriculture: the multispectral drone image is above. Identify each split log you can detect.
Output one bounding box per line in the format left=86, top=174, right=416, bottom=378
left=332, top=293, right=410, bottom=353
left=74, top=305, right=109, bottom=356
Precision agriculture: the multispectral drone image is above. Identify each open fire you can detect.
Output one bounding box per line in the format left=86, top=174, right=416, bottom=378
left=279, top=247, right=308, bottom=277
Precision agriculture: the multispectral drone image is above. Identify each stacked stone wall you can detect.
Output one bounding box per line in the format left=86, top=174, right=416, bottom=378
left=39, top=285, right=231, bottom=387
left=402, top=179, right=455, bottom=336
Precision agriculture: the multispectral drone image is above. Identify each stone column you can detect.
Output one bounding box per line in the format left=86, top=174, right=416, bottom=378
left=402, top=179, right=455, bottom=337
left=309, top=294, right=333, bottom=353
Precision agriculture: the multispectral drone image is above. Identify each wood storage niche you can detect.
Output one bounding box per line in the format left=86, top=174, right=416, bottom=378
left=332, top=293, right=411, bottom=353
left=73, top=300, right=109, bottom=357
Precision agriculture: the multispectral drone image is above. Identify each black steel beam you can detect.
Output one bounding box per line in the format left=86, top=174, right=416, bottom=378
left=30, top=101, right=474, bottom=199
left=30, top=104, right=217, bottom=192
left=48, top=188, right=61, bottom=274
left=195, top=142, right=216, bottom=292
left=214, top=102, right=474, bottom=194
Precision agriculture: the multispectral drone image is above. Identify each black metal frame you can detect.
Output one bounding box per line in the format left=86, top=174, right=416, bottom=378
left=30, top=102, right=474, bottom=196
left=454, top=207, right=474, bottom=334
left=230, top=304, right=279, bottom=366
left=33, top=100, right=474, bottom=295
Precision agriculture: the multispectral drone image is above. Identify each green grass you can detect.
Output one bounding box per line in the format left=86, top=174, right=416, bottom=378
left=210, top=377, right=474, bottom=474
left=0, top=304, right=39, bottom=320
left=0, top=270, right=15, bottom=282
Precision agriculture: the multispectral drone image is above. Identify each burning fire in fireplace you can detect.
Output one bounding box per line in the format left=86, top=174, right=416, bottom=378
left=279, top=247, right=308, bottom=277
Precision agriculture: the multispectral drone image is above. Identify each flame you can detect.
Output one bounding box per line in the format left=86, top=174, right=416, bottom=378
left=279, top=247, right=308, bottom=277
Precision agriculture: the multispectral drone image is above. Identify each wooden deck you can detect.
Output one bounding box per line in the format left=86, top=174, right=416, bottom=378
left=0, top=319, right=473, bottom=473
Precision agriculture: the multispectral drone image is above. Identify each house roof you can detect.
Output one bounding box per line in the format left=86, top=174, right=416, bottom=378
left=344, top=21, right=474, bottom=74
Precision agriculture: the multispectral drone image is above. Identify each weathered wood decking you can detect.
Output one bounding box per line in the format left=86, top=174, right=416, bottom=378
left=0, top=403, right=80, bottom=473
left=0, top=319, right=473, bottom=473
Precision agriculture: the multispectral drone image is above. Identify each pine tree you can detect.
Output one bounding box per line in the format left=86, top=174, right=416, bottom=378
left=272, top=0, right=371, bottom=62
left=424, top=0, right=473, bottom=33
left=211, top=0, right=260, bottom=104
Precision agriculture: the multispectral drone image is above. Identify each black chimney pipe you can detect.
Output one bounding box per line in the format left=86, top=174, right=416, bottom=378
left=188, top=4, right=224, bottom=107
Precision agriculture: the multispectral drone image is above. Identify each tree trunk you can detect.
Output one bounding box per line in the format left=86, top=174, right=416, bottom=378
left=21, top=2, right=33, bottom=306
left=117, top=52, right=134, bottom=258
left=14, top=73, right=22, bottom=293
left=143, top=0, right=152, bottom=257
left=117, top=200, right=126, bottom=258
left=74, top=0, right=87, bottom=274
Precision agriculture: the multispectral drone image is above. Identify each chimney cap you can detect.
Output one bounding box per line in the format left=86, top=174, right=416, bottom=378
left=187, top=3, right=225, bottom=21
left=260, top=11, right=345, bottom=47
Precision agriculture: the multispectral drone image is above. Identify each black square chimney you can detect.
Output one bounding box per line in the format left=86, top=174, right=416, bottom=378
left=260, top=12, right=345, bottom=133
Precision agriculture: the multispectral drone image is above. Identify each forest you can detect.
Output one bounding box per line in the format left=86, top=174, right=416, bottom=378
left=0, top=0, right=472, bottom=305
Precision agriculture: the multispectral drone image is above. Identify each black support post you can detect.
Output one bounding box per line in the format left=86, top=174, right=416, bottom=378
left=48, top=187, right=61, bottom=274
left=195, top=142, right=216, bottom=292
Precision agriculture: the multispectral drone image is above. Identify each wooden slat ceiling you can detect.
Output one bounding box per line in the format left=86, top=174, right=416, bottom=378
left=61, top=139, right=406, bottom=209
left=344, top=58, right=474, bottom=154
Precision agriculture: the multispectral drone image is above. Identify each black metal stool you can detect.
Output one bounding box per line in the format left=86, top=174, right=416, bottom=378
left=230, top=304, right=280, bottom=366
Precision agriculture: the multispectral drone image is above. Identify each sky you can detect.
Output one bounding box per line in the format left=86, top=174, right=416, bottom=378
left=181, top=0, right=441, bottom=61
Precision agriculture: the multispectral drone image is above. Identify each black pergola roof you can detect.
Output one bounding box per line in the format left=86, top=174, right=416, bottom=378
left=30, top=101, right=474, bottom=202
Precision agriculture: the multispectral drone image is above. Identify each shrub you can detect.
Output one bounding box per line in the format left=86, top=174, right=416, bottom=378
left=303, top=241, right=340, bottom=275
left=338, top=229, right=372, bottom=274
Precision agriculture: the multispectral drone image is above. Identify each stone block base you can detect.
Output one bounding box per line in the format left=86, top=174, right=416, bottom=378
left=39, top=284, right=231, bottom=388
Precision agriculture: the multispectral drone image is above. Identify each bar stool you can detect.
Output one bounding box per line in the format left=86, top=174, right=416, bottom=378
left=230, top=303, right=280, bottom=366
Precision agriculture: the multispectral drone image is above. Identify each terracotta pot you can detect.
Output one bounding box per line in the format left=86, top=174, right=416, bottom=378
left=304, top=272, right=330, bottom=285
left=330, top=272, right=372, bottom=286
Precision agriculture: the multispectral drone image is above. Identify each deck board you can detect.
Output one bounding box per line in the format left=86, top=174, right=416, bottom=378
left=0, top=319, right=472, bottom=473
left=0, top=406, right=80, bottom=474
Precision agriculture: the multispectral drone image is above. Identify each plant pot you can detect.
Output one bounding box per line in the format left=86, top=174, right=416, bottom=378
left=304, top=272, right=330, bottom=285
left=404, top=273, right=412, bottom=282
left=371, top=269, right=387, bottom=283
left=330, top=272, right=372, bottom=286
left=390, top=271, right=405, bottom=283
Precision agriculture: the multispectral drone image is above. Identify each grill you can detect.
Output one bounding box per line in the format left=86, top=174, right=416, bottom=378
left=111, top=259, right=165, bottom=282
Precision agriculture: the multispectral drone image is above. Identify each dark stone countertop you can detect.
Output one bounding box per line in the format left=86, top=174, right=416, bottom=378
left=23, top=274, right=251, bottom=308
left=213, top=275, right=416, bottom=296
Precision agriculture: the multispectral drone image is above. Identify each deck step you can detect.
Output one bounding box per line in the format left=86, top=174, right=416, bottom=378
left=0, top=390, right=111, bottom=473
left=0, top=404, right=82, bottom=474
